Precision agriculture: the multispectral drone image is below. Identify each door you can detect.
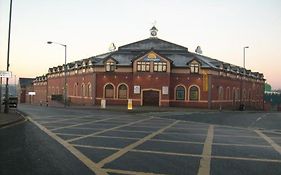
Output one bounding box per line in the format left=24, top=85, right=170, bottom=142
left=143, top=90, right=159, bottom=106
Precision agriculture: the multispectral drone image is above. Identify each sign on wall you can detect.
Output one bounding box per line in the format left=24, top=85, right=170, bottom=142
left=134, top=85, right=140, bottom=94
left=162, top=86, right=169, bottom=95
left=28, top=92, right=36, bottom=96
left=0, top=71, right=12, bottom=78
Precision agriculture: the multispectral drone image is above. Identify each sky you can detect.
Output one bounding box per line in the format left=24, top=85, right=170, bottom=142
left=0, top=0, right=281, bottom=89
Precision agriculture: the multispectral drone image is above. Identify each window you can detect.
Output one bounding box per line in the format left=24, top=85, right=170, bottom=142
left=218, top=86, right=224, bottom=100
left=190, top=62, right=200, bottom=73
left=105, top=84, right=114, bottom=98
left=189, top=86, right=199, bottom=101
left=153, top=62, right=167, bottom=72
left=106, top=62, right=115, bottom=72
left=81, top=84, right=85, bottom=97
left=74, top=83, right=78, bottom=96
left=137, top=62, right=150, bottom=72
left=176, top=86, right=185, bottom=100
left=87, top=83, right=92, bottom=97
left=118, top=84, right=128, bottom=99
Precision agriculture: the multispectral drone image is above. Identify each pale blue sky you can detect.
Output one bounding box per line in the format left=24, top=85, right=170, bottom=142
left=0, top=0, right=281, bottom=89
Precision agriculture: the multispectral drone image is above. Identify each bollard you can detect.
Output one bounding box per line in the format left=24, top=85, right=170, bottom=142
left=128, top=99, right=133, bottom=110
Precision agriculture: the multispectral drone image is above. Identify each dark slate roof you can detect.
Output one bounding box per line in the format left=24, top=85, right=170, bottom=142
left=19, top=78, right=34, bottom=88
left=118, top=38, right=188, bottom=52
left=47, top=37, right=263, bottom=79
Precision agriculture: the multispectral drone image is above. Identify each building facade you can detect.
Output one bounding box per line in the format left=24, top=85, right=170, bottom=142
left=31, top=28, right=265, bottom=110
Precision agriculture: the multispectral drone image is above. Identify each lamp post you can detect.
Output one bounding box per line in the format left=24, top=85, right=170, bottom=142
left=240, top=46, right=249, bottom=110
left=47, top=41, right=67, bottom=107
left=4, top=0, right=13, bottom=113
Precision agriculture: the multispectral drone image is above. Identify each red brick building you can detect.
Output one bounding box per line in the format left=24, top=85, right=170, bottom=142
left=32, top=27, right=265, bottom=110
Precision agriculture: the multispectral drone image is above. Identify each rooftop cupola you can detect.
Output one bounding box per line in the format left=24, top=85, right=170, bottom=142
left=150, top=26, right=158, bottom=38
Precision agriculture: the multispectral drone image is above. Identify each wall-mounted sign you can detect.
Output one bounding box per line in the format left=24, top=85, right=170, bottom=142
left=143, top=52, right=161, bottom=62
left=28, top=92, right=36, bottom=96
left=0, top=71, right=12, bottom=78
left=162, top=86, right=169, bottom=95
left=134, top=85, right=140, bottom=94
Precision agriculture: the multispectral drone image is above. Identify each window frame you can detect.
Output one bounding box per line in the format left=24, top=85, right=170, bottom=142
left=137, top=62, right=150, bottom=72
left=190, top=62, right=200, bottom=74
left=153, top=62, right=167, bottom=72
left=176, top=86, right=185, bottom=100
left=189, top=86, right=199, bottom=101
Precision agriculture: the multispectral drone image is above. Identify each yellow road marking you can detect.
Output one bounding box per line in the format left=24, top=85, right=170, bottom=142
left=73, top=144, right=281, bottom=163
left=40, top=115, right=94, bottom=124
left=67, top=117, right=154, bottom=142
left=104, top=168, right=168, bottom=175
left=197, top=125, right=214, bottom=175
left=72, top=144, right=120, bottom=151
left=28, top=117, right=108, bottom=175
left=50, top=117, right=118, bottom=131
left=212, top=155, right=281, bottom=163
left=97, top=120, right=180, bottom=167
left=255, top=130, right=281, bottom=155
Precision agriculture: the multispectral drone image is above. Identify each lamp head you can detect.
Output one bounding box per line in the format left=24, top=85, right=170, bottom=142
left=244, top=46, right=249, bottom=49
left=47, top=41, right=53, bottom=44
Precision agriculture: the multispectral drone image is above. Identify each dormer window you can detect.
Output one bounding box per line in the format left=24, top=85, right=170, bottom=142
left=153, top=62, right=167, bottom=72
left=190, top=62, right=200, bottom=73
left=106, top=61, right=116, bottom=72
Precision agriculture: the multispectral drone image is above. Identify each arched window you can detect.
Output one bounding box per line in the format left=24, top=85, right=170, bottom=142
left=118, top=84, right=128, bottom=99
left=81, top=83, right=85, bottom=97
left=236, top=88, right=240, bottom=100
left=226, top=87, right=230, bottom=100
left=218, top=86, right=224, bottom=100
left=87, top=83, right=92, bottom=97
left=176, top=86, right=185, bottom=100
left=189, top=86, right=199, bottom=101
left=105, top=84, right=114, bottom=98
left=74, top=83, right=78, bottom=96
left=232, top=88, right=235, bottom=100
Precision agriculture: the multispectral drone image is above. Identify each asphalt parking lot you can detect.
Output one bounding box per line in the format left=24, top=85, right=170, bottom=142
left=20, top=106, right=281, bottom=175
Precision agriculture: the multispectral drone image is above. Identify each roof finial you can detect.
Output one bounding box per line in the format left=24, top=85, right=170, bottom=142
left=150, top=21, right=158, bottom=37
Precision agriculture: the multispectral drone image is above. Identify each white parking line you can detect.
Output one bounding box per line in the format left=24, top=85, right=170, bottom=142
left=197, top=125, right=214, bottom=175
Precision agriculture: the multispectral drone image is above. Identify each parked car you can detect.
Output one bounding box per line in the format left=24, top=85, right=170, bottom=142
left=2, top=96, right=18, bottom=108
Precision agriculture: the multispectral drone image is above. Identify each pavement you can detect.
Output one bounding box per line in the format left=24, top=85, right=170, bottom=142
left=0, top=108, right=26, bottom=128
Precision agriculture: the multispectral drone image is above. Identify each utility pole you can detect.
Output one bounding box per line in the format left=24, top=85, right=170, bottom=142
left=4, top=0, right=13, bottom=113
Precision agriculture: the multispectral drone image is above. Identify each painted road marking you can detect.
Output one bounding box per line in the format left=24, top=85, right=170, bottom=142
left=50, top=117, right=118, bottom=131
left=67, top=117, right=154, bottom=142
left=97, top=120, right=180, bottom=167
left=197, top=125, right=214, bottom=175
left=40, top=115, right=95, bottom=124
left=248, top=113, right=269, bottom=128
left=104, top=168, right=168, bottom=175
left=255, top=130, right=281, bottom=155
left=71, top=144, right=281, bottom=163
left=28, top=117, right=109, bottom=175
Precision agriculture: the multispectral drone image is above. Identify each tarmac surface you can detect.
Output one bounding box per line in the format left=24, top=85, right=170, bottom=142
left=0, top=108, right=25, bottom=128
left=1, top=104, right=281, bottom=175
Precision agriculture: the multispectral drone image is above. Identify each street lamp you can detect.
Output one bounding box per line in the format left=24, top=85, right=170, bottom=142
left=4, top=0, right=13, bottom=113
left=240, top=46, right=249, bottom=110
left=47, top=41, right=67, bottom=107
left=243, top=46, right=249, bottom=69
